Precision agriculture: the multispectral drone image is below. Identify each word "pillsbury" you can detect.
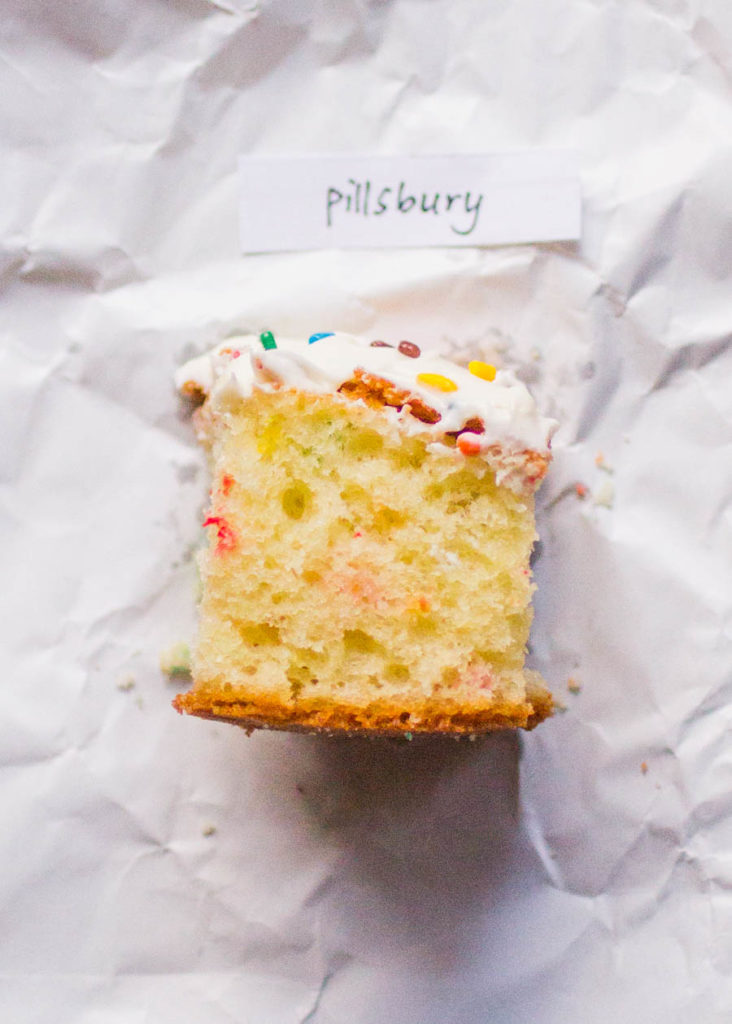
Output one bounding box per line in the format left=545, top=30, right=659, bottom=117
left=326, top=179, right=484, bottom=237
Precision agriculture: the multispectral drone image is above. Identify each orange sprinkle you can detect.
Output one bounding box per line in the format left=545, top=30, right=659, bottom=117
left=641, top=761, right=649, bottom=775
left=457, top=433, right=483, bottom=456
left=575, top=482, right=588, bottom=499
left=418, top=596, right=431, bottom=612
left=221, top=474, right=235, bottom=496
left=416, top=372, right=457, bottom=392
left=468, top=360, right=497, bottom=382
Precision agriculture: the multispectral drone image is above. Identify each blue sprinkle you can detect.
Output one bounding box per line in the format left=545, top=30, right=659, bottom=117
left=308, top=332, right=335, bottom=344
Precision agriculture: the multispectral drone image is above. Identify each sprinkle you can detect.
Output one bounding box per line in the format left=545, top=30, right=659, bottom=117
left=259, top=330, right=277, bottom=350
left=567, top=677, right=582, bottom=694
left=398, top=340, right=420, bottom=358
left=221, top=473, right=235, bottom=496
left=641, top=761, right=649, bottom=775
left=575, top=482, right=588, bottom=499
left=202, top=515, right=237, bottom=553
left=404, top=731, right=414, bottom=741
left=417, top=372, right=457, bottom=392
left=468, top=360, right=497, bottom=382
left=308, top=332, right=334, bottom=344
left=457, top=432, right=483, bottom=456
left=231, top=349, right=240, bottom=359
left=370, top=340, right=394, bottom=348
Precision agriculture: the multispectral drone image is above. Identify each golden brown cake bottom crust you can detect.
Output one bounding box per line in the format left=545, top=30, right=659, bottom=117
left=173, top=687, right=553, bottom=737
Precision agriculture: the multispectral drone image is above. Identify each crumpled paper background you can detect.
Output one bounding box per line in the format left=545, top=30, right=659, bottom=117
left=3, top=1, right=732, bottom=1021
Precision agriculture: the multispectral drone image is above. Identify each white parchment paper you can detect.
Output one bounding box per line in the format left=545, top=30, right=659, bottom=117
left=2, top=2, right=732, bottom=1022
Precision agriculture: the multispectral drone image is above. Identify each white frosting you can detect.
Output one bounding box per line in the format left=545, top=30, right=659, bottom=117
left=176, top=332, right=557, bottom=458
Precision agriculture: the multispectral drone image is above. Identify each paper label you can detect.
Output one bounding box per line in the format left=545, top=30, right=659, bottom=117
left=238, top=151, right=580, bottom=252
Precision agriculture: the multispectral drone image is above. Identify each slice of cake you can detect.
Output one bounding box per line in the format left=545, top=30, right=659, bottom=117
left=173, top=330, right=556, bottom=736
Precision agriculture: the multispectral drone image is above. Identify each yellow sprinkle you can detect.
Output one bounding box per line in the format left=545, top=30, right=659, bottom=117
left=416, top=372, right=458, bottom=392
left=468, top=360, right=497, bottom=382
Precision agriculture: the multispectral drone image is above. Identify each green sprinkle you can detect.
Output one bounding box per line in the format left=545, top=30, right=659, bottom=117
left=260, top=330, right=277, bottom=350
left=404, top=731, right=413, bottom=741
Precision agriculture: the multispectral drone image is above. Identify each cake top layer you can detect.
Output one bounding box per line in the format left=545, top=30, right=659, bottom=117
left=176, top=331, right=557, bottom=483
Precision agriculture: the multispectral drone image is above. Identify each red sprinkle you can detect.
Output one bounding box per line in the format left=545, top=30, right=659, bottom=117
left=221, top=473, right=235, bottom=496
left=353, top=530, right=363, bottom=538
left=202, top=515, right=237, bottom=553
left=370, top=340, right=393, bottom=348
left=398, top=340, right=420, bottom=358
left=231, top=349, right=241, bottom=358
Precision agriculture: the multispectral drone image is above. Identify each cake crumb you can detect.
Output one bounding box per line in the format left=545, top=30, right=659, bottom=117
left=117, top=676, right=136, bottom=692
left=567, top=677, right=582, bottom=695
left=160, top=642, right=192, bottom=679
left=595, top=451, right=614, bottom=474
left=202, top=824, right=216, bottom=837
left=593, top=479, right=615, bottom=509
left=553, top=699, right=568, bottom=714
left=640, top=761, right=649, bottom=775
